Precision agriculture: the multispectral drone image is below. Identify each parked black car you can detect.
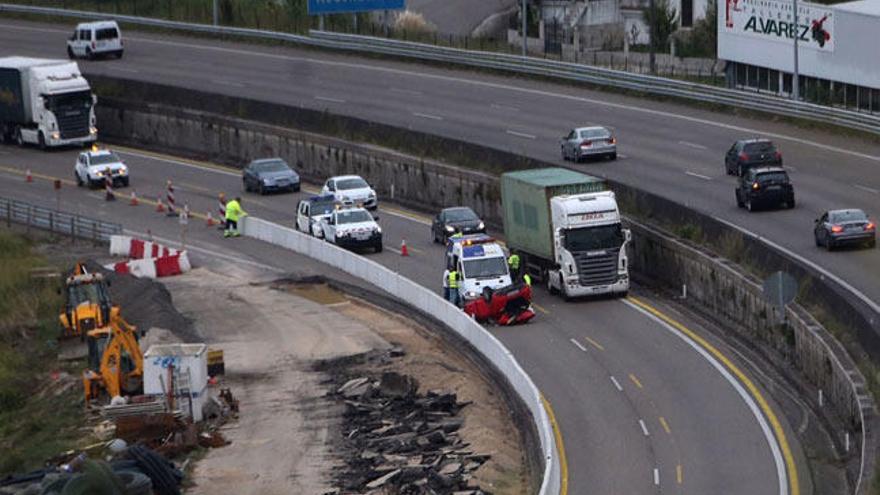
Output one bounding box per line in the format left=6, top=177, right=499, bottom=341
left=725, top=139, right=782, bottom=176
left=735, top=167, right=795, bottom=211
left=431, top=207, right=485, bottom=243
left=814, top=209, right=876, bottom=250
left=242, top=158, right=300, bottom=195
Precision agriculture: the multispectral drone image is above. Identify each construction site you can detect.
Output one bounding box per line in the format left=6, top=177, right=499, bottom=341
left=0, top=227, right=527, bottom=495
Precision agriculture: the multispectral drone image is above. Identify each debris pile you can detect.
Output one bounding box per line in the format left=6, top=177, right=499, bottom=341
left=327, top=370, right=491, bottom=494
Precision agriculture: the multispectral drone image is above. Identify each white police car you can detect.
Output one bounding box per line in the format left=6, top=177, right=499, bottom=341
left=296, top=195, right=338, bottom=238
left=321, top=206, right=383, bottom=253
left=446, top=234, right=512, bottom=302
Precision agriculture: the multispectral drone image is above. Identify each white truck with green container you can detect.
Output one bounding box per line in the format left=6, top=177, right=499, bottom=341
left=501, top=168, right=630, bottom=300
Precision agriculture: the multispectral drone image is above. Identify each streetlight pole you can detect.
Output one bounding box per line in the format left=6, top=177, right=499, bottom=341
left=792, top=0, right=800, bottom=100
left=522, top=0, right=527, bottom=57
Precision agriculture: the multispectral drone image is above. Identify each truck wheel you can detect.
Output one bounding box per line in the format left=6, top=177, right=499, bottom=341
left=38, top=132, right=46, bottom=150
left=14, top=127, right=24, bottom=147
left=561, top=282, right=572, bottom=302
left=545, top=271, right=559, bottom=295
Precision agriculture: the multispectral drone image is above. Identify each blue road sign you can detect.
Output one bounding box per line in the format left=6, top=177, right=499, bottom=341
left=308, top=0, right=405, bottom=15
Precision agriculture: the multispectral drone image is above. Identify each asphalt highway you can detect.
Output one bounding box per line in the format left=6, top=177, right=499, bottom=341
left=0, top=145, right=805, bottom=494
left=1, top=20, right=876, bottom=317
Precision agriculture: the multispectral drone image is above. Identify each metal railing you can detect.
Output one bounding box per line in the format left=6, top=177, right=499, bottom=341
left=1, top=3, right=878, bottom=135
left=0, top=196, right=123, bottom=242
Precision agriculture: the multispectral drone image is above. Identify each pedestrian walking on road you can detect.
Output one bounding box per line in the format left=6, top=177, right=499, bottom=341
left=224, top=196, right=247, bottom=238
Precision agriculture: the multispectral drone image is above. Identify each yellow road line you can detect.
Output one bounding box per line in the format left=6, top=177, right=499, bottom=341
left=112, top=144, right=239, bottom=174
left=533, top=303, right=549, bottom=314
left=629, top=373, right=644, bottom=389
left=179, top=181, right=215, bottom=194
left=583, top=335, right=605, bottom=351
left=677, top=464, right=683, bottom=484
left=659, top=416, right=672, bottom=435
left=0, top=164, right=76, bottom=186
left=541, top=395, right=569, bottom=495
left=627, top=296, right=799, bottom=495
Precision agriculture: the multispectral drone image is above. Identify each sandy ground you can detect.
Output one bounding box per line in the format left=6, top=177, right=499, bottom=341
left=164, top=266, right=527, bottom=494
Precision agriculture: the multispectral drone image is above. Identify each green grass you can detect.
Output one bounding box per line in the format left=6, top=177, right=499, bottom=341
left=0, top=230, right=86, bottom=476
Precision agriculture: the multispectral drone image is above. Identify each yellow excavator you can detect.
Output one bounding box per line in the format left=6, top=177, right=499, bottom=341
left=82, top=306, right=144, bottom=402
left=59, top=262, right=113, bottom=340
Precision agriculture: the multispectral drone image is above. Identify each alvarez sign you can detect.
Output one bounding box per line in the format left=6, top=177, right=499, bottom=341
left=722, top=0, right=834, bottom=52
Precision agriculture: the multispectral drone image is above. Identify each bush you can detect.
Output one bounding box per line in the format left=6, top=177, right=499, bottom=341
left=675, top=0, right=717, bottom=58
left=394, top=10, right=436, bottom=35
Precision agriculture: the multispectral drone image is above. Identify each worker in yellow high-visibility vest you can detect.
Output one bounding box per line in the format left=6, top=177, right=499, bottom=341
left=447, top=269, right=461, bottom=306
left=224, top=196, right=247, bottom=238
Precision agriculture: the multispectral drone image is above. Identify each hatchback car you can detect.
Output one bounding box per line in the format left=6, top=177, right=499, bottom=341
left=725, top=139, right=782, bottom=176
left=560, top=126, right=617, bottom=162
left=242, top=158, right=300, bottom=195
left=814, top=209, right=876, bottom=250
left=67, top=21, right=123, bottom=59
left=735, top=167, right=795, bottom=211
left=431, top=206, right=486, bottom=243
left=321, top=175, right=377, bottom=210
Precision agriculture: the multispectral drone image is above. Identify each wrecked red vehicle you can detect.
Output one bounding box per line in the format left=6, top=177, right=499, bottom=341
left=463, top=283, right=536, bottom=325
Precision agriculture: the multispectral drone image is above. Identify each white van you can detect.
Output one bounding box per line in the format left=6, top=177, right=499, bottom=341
left=67, top=21, right=123, bottom=60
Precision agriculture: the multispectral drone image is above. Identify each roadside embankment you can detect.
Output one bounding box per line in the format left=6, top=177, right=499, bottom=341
left=89, top=75, right=878, bottom=492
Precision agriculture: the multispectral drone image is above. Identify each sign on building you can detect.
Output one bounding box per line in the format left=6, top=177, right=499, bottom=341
left=308, top=0, right=405, bottom=15
left=722, top=0, right=835, bottom=52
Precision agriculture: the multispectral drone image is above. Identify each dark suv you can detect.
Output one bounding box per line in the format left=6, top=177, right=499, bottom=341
left=735, top=167, right=795, bottom=211
left=725, top=139, right=782, bottom=176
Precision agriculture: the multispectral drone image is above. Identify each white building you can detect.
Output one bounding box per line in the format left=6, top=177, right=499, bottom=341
left=718, top=0, right=880, bottom=112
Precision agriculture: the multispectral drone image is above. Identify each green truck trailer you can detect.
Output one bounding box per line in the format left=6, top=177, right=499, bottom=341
left=501, top=168, right=630, bottom=299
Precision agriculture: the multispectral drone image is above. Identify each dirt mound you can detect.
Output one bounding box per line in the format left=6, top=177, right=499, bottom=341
left=84, top=261, right=199, bottom=342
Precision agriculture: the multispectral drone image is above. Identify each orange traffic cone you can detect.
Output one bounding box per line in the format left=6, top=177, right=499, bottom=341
left=400, top=239, right=409, bottom=257
left=25, top=169, right=33, bottom=183
left=206, top=211, right=217, bottom=227
left=129, top=190, right=139, bottom=206
left=155, top=197, right=166, bottom=213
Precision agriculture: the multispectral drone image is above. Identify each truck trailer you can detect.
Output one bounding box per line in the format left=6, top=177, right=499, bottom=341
left=0, top=57, right=97, bottom=149
left=501, top=168, right=630, bottom=300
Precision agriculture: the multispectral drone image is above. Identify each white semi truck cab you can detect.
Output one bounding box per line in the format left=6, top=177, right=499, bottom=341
left=549, top=191, right=630, bottom=298
left=501, top=168, right=630, bottom=300
left=0, top=57, right=97, bottom=149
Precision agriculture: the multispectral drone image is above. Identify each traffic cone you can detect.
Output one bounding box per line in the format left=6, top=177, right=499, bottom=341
left=206, top=211, right=217, bottom=227
left=155, top=197, right=166, bottom=213
left=25, top=169, right=33, bottom=183
left=129, top=190, right=139, bottom=206
left=400, top=239, right=409, bottom=257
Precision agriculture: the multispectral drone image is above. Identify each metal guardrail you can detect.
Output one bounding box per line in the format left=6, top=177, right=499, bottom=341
left=2, top=3, right=878, bottom=135
left=0, top=196, right=123, bottom=242
left=2, top=4, right=879, bottom=135
left=240, top=216, right=561, bottom=495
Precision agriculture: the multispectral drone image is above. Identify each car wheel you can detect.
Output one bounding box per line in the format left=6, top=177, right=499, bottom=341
left=735, top=191, right=744, bottom=208
left=375, top=242, right=383, bottom=253
left=787, top=197, right=796, bottom=209
left=869, top=239, right=876, bottom=249
left=121, top=177, right=130, bottom=187
left=561, top=147, right=568, bottom=161
left=258, top=183, right=265, bottom=195
left=826, top=237, right=834, bottom=251
left=85, top=48, right=93, bottom=60
left=116, top=50, right=123, bottom=59
left=75, top=171, right=83, bottom=187
left=609, top=152, right=617, bottom=161
left=746, top=198, right=754, bottom=212
left=67, top=47, right=75, bottom=59
left=814, top=233, right=822, bottom=247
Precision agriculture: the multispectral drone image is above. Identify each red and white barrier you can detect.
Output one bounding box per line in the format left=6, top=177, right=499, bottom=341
left=106, top=251, right=191, bottom=279
left=110, top=235, right=179, bottom=259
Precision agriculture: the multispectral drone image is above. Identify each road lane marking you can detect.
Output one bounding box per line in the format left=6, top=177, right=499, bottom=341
left=541, top=395, right=569, bottom=495
left=569, top=338, right=587, bottom=352
left=5, top=22, right=880, bottom=164
left=653, top=468, right=660, bottom=486
left=314, top=95, right=346, bottom=103
left=854, top=184, right=879, bottom=194
left=639, top=419, right=650, bottom=436
left=677, top=464, right=683, bottom=484
left=389, top=87, right=423, bottom=96
left=491, top=103, right=519, bottom=111
left=0, top=164, right=76, bottom=186
left=533, top=303, right=549, bottom=314
left=678, top=140, right=708, bottom=150
left=659, top=416, right=672, bottom=434
left=505, top=130, right=536, bottom=140
left=629, top=373, right=644, bottom=389
left=412, top=112, right=443, bottom=121
left=685, top=171, right=712, bottom=181
left=180, top=182, right=214, bottom=194
left=609, top=375, right=623, bottom=391
left=583, top=335, right=605, bottom=351
left=625, top=296, right=796, bottom=495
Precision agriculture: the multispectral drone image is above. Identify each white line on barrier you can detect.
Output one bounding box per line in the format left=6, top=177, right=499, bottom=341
left=854, top=184, right=879, bottom=194
left=570, top=338, right=587, bottom=352
left=506, top=130, right=537, bottom=140
left=685, top=171, right=712, bottom=181
left=624, top=299, right=787, bottom=495
left=412, top=112, right=443, bottom=121
left=678, top=140, right=708, bottom=150
left=610, top=375, right=623, bottom=391
left=639, top=419, right=650, bottom=436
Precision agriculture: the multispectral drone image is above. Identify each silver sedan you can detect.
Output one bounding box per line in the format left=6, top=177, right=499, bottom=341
left=560, top=126, right=617, bottom=162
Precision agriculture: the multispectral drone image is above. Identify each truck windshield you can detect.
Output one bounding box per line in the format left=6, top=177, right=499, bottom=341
left=463, top=257, right=508, bottom=279
left=44, top=90, right=92, bottom=111
left=564, top=224, right=623, bottom=251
